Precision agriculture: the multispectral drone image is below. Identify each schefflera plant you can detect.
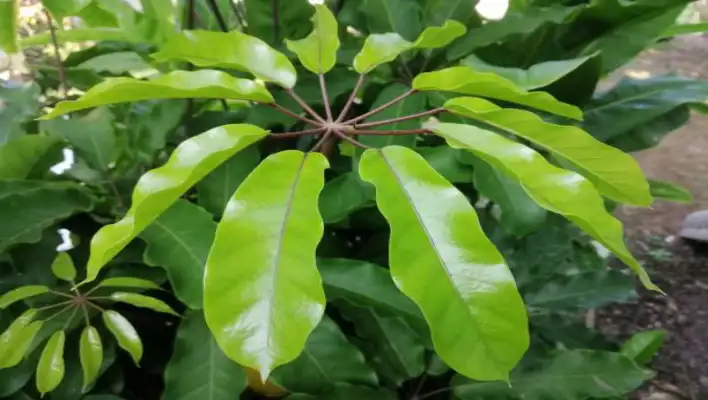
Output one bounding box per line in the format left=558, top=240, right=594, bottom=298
left=38, top=4, right=656, bottom=384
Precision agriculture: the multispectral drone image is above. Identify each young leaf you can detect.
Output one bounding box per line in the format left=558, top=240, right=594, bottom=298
left=83, top=124, right=267, bottom=284
left=0, top=320, right=44, bottom=369
left=358, top=146, right=529, bottom=381
left=95, top=277, right=162, bottom=291
left=285, top=5, right=339, bottom=74
left=412, top=20, right=466, bottom=49
left=196, top=146, right=261, bottom=217
left=109, top=293, right=179, bottom=316
left=0, top=286, right=49, bottom=309
left=0, top=309, right=37, bottom=365
left=445, top=97, right=652, bottom=206
left=141, top=200, right=216, bottom=309
left=102, top=311, right=142, bottom=365
left=163, top=311, right=247, bottom=400
left=413, top=66, right=582, bottom=120
left=621, top=330, right=666, bottom=365
left=0, top=0, right=18, bottom=53
left=79, top=326, right=103, bottom=389
left=204, top=151, right=328, bottom=379
left=152, top=30, right=297, bottom=88
left=36, top=331, right=66, bottom=395
left=432, top=123, right=658, bottom=291
left=0, top=135, right=61, bottom=179
left=41, top=70, right=273, bottom=119
left=649, top=179, right=693, bottom=204
left=525, top=270, right=636, bottom=310
left=51, top=253, right=76, bottom=282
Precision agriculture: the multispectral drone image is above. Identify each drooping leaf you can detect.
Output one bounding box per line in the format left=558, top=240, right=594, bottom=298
left=0, top=320, right=43, bottom=369
left=358, top=146, right=529, bottom=381
left=414, top=67, right=582, bottom=120
left=41, top=71, right=273, bottom=119
left=152, top=30, right=298, bottom=88
left=649, top=179, right=693, bottom=204
left=0, top=309, right=38, bottom=367
left=36, top=331, right=66, bottom=395
left=102, top=311, right=142, bottom=365
left=432, top=123, right=658, bottom=291
left=163, top=311, right=247, bottom=400
left=51, top=253, right=76, bottom=282
left=609, top=105, right=691, bottom=153
left=271, top=316, right=377, bottom=393
left=109, top=293, right=179, bottom=316
left=287, top=384, right=397, bottom=400
left=95, top=277, right=162, bottom=291
left=83, top=124, right=267, bottom=283
left=360, top=0, right=423, bottom=40
left=196, top=146, right=261, bottom=217
left=423, top=0, right=480, bottom=26
left=318, top=173, right=374, bottom=224
left=445, top=97, right=651, bottom=205
left=620, top=330, right=666, bottom=365
left=244, top=0, right=313, bottom=46
left=359, top=83, right=427, bottom=149
left=0, top=82, right=41, bottom=144
left=0, top=136, right=61, bottom=179
left=0, top=286, right=49, bottom=309
left=0, top=0, right=18, bottom=53
left=412, top=20, right=466, bottom=49
left=79, top=326, right=103, bottom=389
left=525, top=270, right=636, bottom=310
left=42, top=0, right=91, bottom=21
left=204, top=151, right=328, bottom=379
left=286, top=5, right=339, bottom=74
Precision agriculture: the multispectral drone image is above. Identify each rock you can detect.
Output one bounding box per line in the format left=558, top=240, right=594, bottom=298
left=680, top=210, right=708, bottom=242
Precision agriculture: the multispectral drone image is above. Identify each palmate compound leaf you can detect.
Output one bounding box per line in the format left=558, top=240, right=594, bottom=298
left=40, top=70, right=273, bottom=119
left=285, top=5, right=340, bottom=74
left=358, top=146, right=529, bottom=381
left=204, top=150, right=328, bottom=380
left=432, top=123, right=659, bottom=291
left=82, top=124, right=268, bottom=284
left=444, top=97, right=652, bottom=206
left=36, top=331, right=66, bottom=396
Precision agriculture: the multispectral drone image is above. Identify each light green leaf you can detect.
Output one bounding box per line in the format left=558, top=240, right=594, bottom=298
left=244, top=0, right=312, bottom=46
left=285, top=5, right=339, bottom=74
left=271, top=316, right=377, bottom=393
left=0, top=136, right=61, bottom=179
left=460, top=54, right=593, bottom=90
left=82, top=124, right=267, bottom=284
left=432, top=122, right=658, bottom=291
left=360, top=83, right=427, bottom=149
left=353, top=33, right=412, bottom=74
left=0, top=309, right=37, bottom=367
left=0, top=286, right=49, bottom=309
left=152, top=30, right=297, bottom=88
left=95, top=277, right=162, bottom=291
left=664, top=22, right=708, bottom=37
left=41, top=71, right=272, bottom=120
left=358, top=146, right=528, bottom=381
left=19, top=28, right=131, bottom=48
left=102, top=311, right=142, bottom=365
left=50, top=253, right=76, bottom=282
left=621, top=330, right=666, bottom=365
left=79, top=326, right=103, bottom=389
left=42, top=0, right=91, bottom=21
left=204, top=151, right=328, bottom=379
left=525, top=270, right=636, bottom=310
left=649, top=179, right=692, bottom=204
left=36, top=331, right=66, bottom=395
left=0, top=0, right=18, bottom=53
left=361, top=0, right=422, bottom=40
left=445, top=97, right=651, bottom=205
left=163, top=311, right=247, bottom=400
left=287, top=384, right=397, bottom=400
left=318, top=173, right=374, bottom=224
left=141, top=200, right=215, bottom=309
left=414, top=67, right=582, bottom=120
left=196, top=146, right=261, bottom=217
left=0, top=320, right=43, bottom=369
left=412, top=20, right=466, bottom=49
left=109, top=293, right=179, bottom=316
left=423, top=0, right=480, bottom=26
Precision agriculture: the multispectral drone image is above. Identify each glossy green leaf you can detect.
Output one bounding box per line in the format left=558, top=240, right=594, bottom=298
left=445, top=97, right=651, bottom=205
left=0, top=355, right=36, bottom=397
left=360, top=83, right=427, bottom=149
left=0, top=0, right=18, bottom=53
left=649, top=179, right=693, bottom=204
left=318, top=173, right=374, bottom=224
left=271, top=316, right=377, bottom=393
left=358, top=146, right=528, bottom=381
left=0, top=136, right=61, bottom=179
left=0, top=286, right=49, bottom=309
left=453, top=350, right=654, bottom=399
left=42, top=0, right=91, bottom=21
left=412, top=20, right=466, bottom=49
left=19, top=28, right=131, bottom=48
left=432, top=123, right=658, bottom=291
left=285, top=5, right=339, bottom=74
left=95, top=277, right=162, bottom=291
left=51, top=253, right=76, bottom=282
left=621, top=330, right=666, bottom=365
left=164, top=311, right=247, bottom=400
left=460, top=54, right=593, bottom=90
left=79, top=326, right=102, bottom=389
left=287, top=384, right=397, bottom=400
left=0, top=320, right=43, bottom=369
left=423, top=0, right=480, bottom=26
left=414, top=67, right=582, bottom=120
left=152, top=30, right=297, bottom=88
left=609, top=105, right=691, bottom=153
left=83, top=124, right=267, bottom=284
left=141, top=200, right=215, bottom=309
left=41, top=71, right=272, bottom=120
left=109, top=293, right=179, bottom=316
left=196, top=146, right=260, bottom=217
left=0, top=309, right=37, bottom=367
left=360, top=0, right=422, bottom=40
left=36, top=331, right=66, bottom=395
left=418, top=147, right=475, bottom=184
left=526, top=270, right=636, bottom=310
left=204, top=151, right=328, bottom=379
left=102, top=311, right=142, bottom=365
left=244, top=0, right=312, bottom=46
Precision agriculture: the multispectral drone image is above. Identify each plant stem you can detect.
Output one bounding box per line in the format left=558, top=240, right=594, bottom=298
left=354, top=107, right=444, bottom=128
left=270, top=127, right=326, bottom=139
left=414, top=387, right=452, bottom=400
left=333, top=130, right=371, bottom=149
left=319, top=74, right=333, bottom=121
left=272, top=0, right=280, bottom=44
left=310, top=129, right=333, bottom=153
left=335, top=74, right=365, bottom=122
left=205, top=0, right=229, bottom=32
left=228, top=0, right=246, bottom=31
left=81, top=304, right=91, bottom=326
left=266, top=103, right=321, bottom=126
left=351, top=128, right=431, bottom=136
left=49, top=289, right=75, bottom=299
left=345, top=89, right=416, bottom=125
left=285, top=89, right=327, bottom=123
left=43, top=10, right=67, bottom=99
left=43, top=304, right=74, bottom=324
left=85, top=301, right=106, bottom=313
left=37, top=300, right=73, bottom=312
left=62, top=306, right=80, bottom=330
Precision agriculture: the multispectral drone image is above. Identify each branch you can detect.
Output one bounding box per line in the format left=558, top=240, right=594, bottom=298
left=351, top=128, right=431, bottom=136
left=205, top=0, right=229, bottom=32
left=285, top=89, right=327, bottom=123
left=310, top=129, right=333, bottom=153
left=319, top=74, right=333, bottom=121
left=43, top=10, right=67, bottom=99
left=354, top=107, right=444, bottom=129
left=270, top=127, right=325, bottom=139
left=272, top=0, right=280, bottom=44
left=333, top=129, right=371, bottom=149
left=345, top=89, right=416, bottom=125
left=265, top=103, right=321, bottom=126
left=335, top=74, right=365, bottom=122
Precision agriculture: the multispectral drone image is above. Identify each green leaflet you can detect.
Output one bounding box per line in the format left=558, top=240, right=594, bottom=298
left=244, top=0, right=312, bottom=46
left=285, top=5, right=339, bottom=74
left=163, top=311, right=247, bottom=400
left=77, top=52, right=156, bottom=75
left=0, top=82, right=41, bottom=144
left=361, top=0, right=423, bottom=40
left=419, top=146, right=475, bottom=184
left=0, top=0, right=18, bottom=53
left=41, top=70, right=273, bottom=119
left=79, top=326, right=103, bottom=389
left=271, top=316, right=378, bottom=393
left=196, top=146, right=261, bottom=217
left=95, top=277, right=162, bottom=291
left=0, top=286, right=49, bottom=309
left=82, top=124, right=267, bottom=284
left=358, top=146, right=528, bottom=381
left=36, top=331, right=66, bottom=395
left=0, top=320, right=43, bottom=369
left=649, top=179, right=693, bottom=204
left=102, top=311, right=142, bottom=365
left=141, top=200, right=216, bottom=309
left=152, top=30, right=297, bottom=88
left=0, top=135, right=61, bottom=179
left=432, top=123, right=658, bottom=291
left=525, top=270, right=636, bottom=310
left=204, top=151, right=328, bottom=379
left=318, top=173, right=374, bottom=224
left=444, top=97, right=651, bottom=206
left=413, top=67, right=582, bottom=120
left=0, top=309, right=38, bottom=368
left=412, top=20, right=467, bottom=49
left=360, top=83, right=427, bottom=149
left=109, top=293, right=179, bottom=316
left=51, top=253, right=76, bottom=282
left=620, top=330, right=666, bottom=365
left=42, top=0, right=91, bottom=21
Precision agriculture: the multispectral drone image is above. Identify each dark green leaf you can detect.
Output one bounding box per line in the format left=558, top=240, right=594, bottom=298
left=0, top=286, right=49, bottom=309
left=76, top=51, right=155, bottom=75
left=360, top=84, right=426, bottom=149
left=423, top=0, right=480, bottom=27
left=50, top=252, right=76, bottom=282
left=79, top=326, right=102, bottom=389
left=286, top=5, right=339, bottom=74
left=244, top=0, right=313, bottom=46
left=196, top=146, right=261, bottom=217
left=360, top=0, right=422, bottom=41
left=0, top=82, right=41, bottom=144
left=621, top=330, right=666, bottom=365
left=102, top=310, right=142, bottom=365
left=0, top=136, right=61, bottom=179
left=318, top=173, right=374, bottom=224
left=649, top=179, right=692, bottom=204
left=525, top=270, right=636, bottom=310
left=36, top=331, right=66, bottom=395
left=286, top=384, right=396, bottom=399
left=418, top=146, right=475, bottom=183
